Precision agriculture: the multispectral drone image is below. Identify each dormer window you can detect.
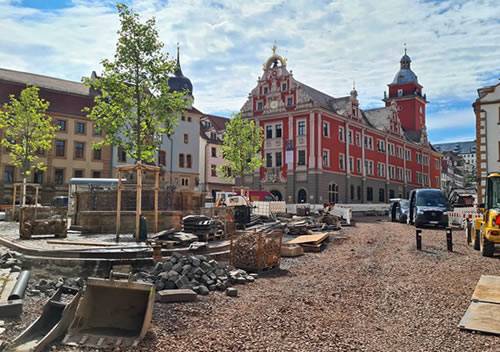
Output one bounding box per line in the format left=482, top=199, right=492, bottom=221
left=263, top=87, right=268, bottom=94
left=257, top=101, right=263, bottom=111
left=287, top=96, right=293, bottom=107
left=282, top=83, right=287, bottom=91
left=397, top=89, right=403, bottom=97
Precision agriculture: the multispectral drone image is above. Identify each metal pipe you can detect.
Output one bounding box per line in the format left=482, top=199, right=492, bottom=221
left=446, top=227, right=453, bottom=252
left=416, top=229, right=422, bottom=251
left=9, top=270, right=31, bottom=300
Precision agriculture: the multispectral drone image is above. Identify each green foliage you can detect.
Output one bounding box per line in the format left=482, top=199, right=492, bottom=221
left=220, top=113, right=264, bottom=179
left=0, top=86, right=57, bottom=177
left=84, top=3, right=188, bottom=163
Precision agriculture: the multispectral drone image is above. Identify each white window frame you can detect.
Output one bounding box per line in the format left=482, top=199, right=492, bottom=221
left=322, top=149, right=330, bottom=168
left=322, top=121, right=330, bottom=137
left=339, top=153, right=345, bottom=170
left=338, top=126, right=345, bottom=143
left=355, top=132, right=361, bottom=147
left=297, top=120, right=306, bottom=136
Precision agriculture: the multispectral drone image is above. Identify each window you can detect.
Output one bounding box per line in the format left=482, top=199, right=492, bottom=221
left=389, top=190, right=395, bottom=199
left=435, top=159, right=440, bottom=169
left=322, top=122, right=329, bottom=137
left=388, top=165, right=395, bottom=179
left=349, top=157, right=354, bottom=173
left=378, top=140, right=386, bottom=152
left=93, top=147, right=102, bottom=161
left=74, top=142, right=85, bottom=159
left=257, top=101, right=263, bottom=111
left=33, top=170, right=43, bottom=184
left=379, top=188, right=385, bottom=202
left=397, top=146, right=404, bottom=159
left=298, top=150, right=306, bottom=166
left=118, top=147, right=127, bottom=162
left=357, top=186, right=361, bottom=200
left=298, top=121, right=306, bottom=136
left=322, top=150, right=329, bottom=167
left=184, top=134, right=189, bottom=144
left=4, top=166, right=14, bottom=184
left=406, top=169, right=412, bottom=182
left=367, top=187, right=373, bottom=201
left=365, top=160, right=374, bottom=175
left=338, top=126, right=345, bottom=142
left=397, top=89, right=403, bottom=97
left=92, top=171, right=102, bottom=178
left=211, top=147, right=217, bottom=158
left=179, top=154, right=185, bottom=168
left=263, top=87, right=268, bottom=94
left=181, top=115, right=186, bottom=121
left=364, top=136, right=373, bottom=150
left=355, top=132, right=361, bottom=146
left=388, top=143, right=395, bottom=156
left=405, top=149, right=411, bottom=161
left=328, top=183, right=338, bottom=203
left=266, top=125, right=273, bottom=139
left=159, top=150, right=166, bottom=166
left=276, top=152, right=282, bottom=167
left=266, top=153, right=273, bottom=167
left=186, top=154, right=192, bottom=168
left=350, top=185, right=355, bottom=200
left=348, top=129, right=353, bottom=145
left=74, top=169, right=84, bottom=178
left=54, top=168, right=65, bottom=185
left=357, top=158, right=362, bottom=174
left=377, top=163, right=385, bottom=177
left=282, top=83, right=287, bottom=91
left=181, top=177, right=189, bottom=186
left=75, top=121, right=86, bottom=134
left=210, top=132, right=217, bottom=140
left=211, top=165, right=217, bottom=177
left=339, top=153, right=345, bottom=170
left=56, top=119, right=67, bottom=132
left=55, top=140, right=66, bottom=157
left=187, top=116, right=192, bottom=122
left=287, top=97, right=293, bottom=106
left=275, top=124, right=282, bottom=138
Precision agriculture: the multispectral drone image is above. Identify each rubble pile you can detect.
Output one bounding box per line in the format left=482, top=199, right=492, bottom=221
left=27, top=277, right=84, bottom=297
left=0, top=251, right=24, bottom=272
left=146, top=253, right=256, bottom=296
left=231, top=231, right=281, bottom=271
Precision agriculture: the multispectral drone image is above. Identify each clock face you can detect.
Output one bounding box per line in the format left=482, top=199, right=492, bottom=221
left=270, top=101, right=278, bottom=109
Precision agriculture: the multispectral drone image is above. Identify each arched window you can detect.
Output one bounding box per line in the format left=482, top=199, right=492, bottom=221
left=297, top=189, right=307, bottom=203
left=328, top=183, right=338, bottom=203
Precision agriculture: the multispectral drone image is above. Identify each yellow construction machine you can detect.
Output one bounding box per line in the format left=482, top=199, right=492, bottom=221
left=468, top=173, right=500, bottom=256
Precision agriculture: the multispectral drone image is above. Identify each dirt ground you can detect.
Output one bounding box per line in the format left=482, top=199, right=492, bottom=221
left=136, top=218, right=500, bottom=352
left=4, top=218, right=500, bottom=351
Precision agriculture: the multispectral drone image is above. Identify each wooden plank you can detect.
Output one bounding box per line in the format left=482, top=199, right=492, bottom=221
left=459, top=301, right=500, bottom=335
left=47, top=240, right=117, bottom=247
left=471, top=275, right=500, bottom=304
left=287, top=233, right=329, bottom=245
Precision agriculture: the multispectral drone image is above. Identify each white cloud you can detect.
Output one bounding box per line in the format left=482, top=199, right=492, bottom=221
left=426, top=107, right=475, bottom=130
left=0, top=0, right=499, bottom=126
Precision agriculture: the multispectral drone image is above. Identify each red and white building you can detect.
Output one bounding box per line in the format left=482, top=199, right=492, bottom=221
left=240, top=47, right=441, bottom=203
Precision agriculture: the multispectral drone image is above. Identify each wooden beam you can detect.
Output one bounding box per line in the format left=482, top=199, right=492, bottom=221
left=154, top=170, right=159, bottom=234
left=116, top=170, right=122, bottom=242
left=136, top=165, right=142, bottom=241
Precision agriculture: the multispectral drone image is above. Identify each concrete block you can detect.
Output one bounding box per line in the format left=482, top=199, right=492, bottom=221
left=157, top=289, right=197, bottom=303
left=226, top=287, right=238, bottom=297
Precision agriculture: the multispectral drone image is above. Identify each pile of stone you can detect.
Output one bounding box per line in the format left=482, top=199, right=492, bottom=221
left=0, top=251, right=24, bottom=272
left=27, top=277, right=84, bottom=297
left=149, top=253, right=256, bottom=296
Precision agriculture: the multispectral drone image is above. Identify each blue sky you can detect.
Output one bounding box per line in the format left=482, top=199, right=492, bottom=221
left=1, top=0, right=499, bottom=144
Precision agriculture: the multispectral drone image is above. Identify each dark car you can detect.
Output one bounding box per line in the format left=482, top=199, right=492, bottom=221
left=408, top=189, right=449, bottom=228
left=389, top=198, right=410, bottom=223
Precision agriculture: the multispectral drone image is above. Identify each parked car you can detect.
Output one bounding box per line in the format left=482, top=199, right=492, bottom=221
left=408, top=189, right=449, bottom=228
left=389, top=199, right=409, bottom=223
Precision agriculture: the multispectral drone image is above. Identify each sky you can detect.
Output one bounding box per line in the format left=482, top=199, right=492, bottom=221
left=0, top=0, right=499, bottom=144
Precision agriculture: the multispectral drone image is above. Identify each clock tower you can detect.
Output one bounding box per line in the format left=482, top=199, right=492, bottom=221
left=384, top=49, right=427, bottom=133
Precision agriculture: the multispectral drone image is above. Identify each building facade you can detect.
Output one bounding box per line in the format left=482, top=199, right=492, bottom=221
left=473, top=82, right=500, bottom=203
left=240, top=47, right=441, bottom=203
left=434, top=141, right=476, bottom=190
left=199, top=114, right=234, bottom=199
left=440, top=151, right=465, bottom=194
left=0, top=68, right=112, bottom=203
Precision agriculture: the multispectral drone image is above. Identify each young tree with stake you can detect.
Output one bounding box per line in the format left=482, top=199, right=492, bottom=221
left=0, top=86, right=57, bottom=206
left=84, top=3, right=188, bottom=240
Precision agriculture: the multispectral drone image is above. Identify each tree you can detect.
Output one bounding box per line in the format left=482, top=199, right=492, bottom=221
left=84, top=3, right=187, bottom=163
left=84, top=3, right=188, bottom=241
left=220, top=113, right=264, bottom=182
left=0, top=86, right=57, bottom=206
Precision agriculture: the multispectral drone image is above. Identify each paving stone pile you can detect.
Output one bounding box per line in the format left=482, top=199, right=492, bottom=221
left=146, top=253, right=257, bottom=296
left=0, top=251, right=24, bottom=272
left=27, top=277, right=84, bottom=297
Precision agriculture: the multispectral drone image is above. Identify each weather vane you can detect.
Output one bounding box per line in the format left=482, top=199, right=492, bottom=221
left=403, top=42, right=407, bottom=55
left=272, top=41, right=277, bottom=55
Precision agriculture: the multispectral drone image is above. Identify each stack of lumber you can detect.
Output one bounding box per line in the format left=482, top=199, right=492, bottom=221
left=286, top=232, right=330, bottom=252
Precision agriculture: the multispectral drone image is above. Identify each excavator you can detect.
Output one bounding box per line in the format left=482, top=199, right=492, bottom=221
left=467, top=173, right=500, bottom=257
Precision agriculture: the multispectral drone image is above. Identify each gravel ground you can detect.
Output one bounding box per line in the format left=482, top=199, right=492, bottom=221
left=4, top=218, right=500, bottom=351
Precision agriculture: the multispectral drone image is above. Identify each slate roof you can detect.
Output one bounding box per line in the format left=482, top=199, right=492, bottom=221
left=363, top=107, right=392, bottom=130
left=0, top=67, right=90, bottom=96
left=298, top=80, right=352, bottom=115
left=433, top=141, right=476, bottom=154
left=202, top=114, right=230, bottom=131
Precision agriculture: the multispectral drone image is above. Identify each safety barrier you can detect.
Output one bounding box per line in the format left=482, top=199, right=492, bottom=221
left=448, top=207, right=481, bottom=229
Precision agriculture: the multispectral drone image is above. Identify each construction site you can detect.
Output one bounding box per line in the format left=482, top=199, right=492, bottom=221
left=0, top=178, right=496, bottom=352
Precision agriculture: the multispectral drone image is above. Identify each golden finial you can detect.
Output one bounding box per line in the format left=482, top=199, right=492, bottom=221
left=272, top=41, right=277, bottom=55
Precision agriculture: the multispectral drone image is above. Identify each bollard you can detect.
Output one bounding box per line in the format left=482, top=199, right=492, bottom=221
left=416, top=229, right=422, bottom=250
left=446, top=227, right=453, bottom=252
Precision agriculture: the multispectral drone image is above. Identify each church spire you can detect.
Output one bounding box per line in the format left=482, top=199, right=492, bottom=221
left=175, top=42, right=184, bottom=77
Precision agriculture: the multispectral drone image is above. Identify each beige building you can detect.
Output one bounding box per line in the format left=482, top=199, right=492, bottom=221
left=474, top=81, right=500, bottom=202
left=199, top=114, right=234, bottom=199
left=0, top=68, right=111, bottom=204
